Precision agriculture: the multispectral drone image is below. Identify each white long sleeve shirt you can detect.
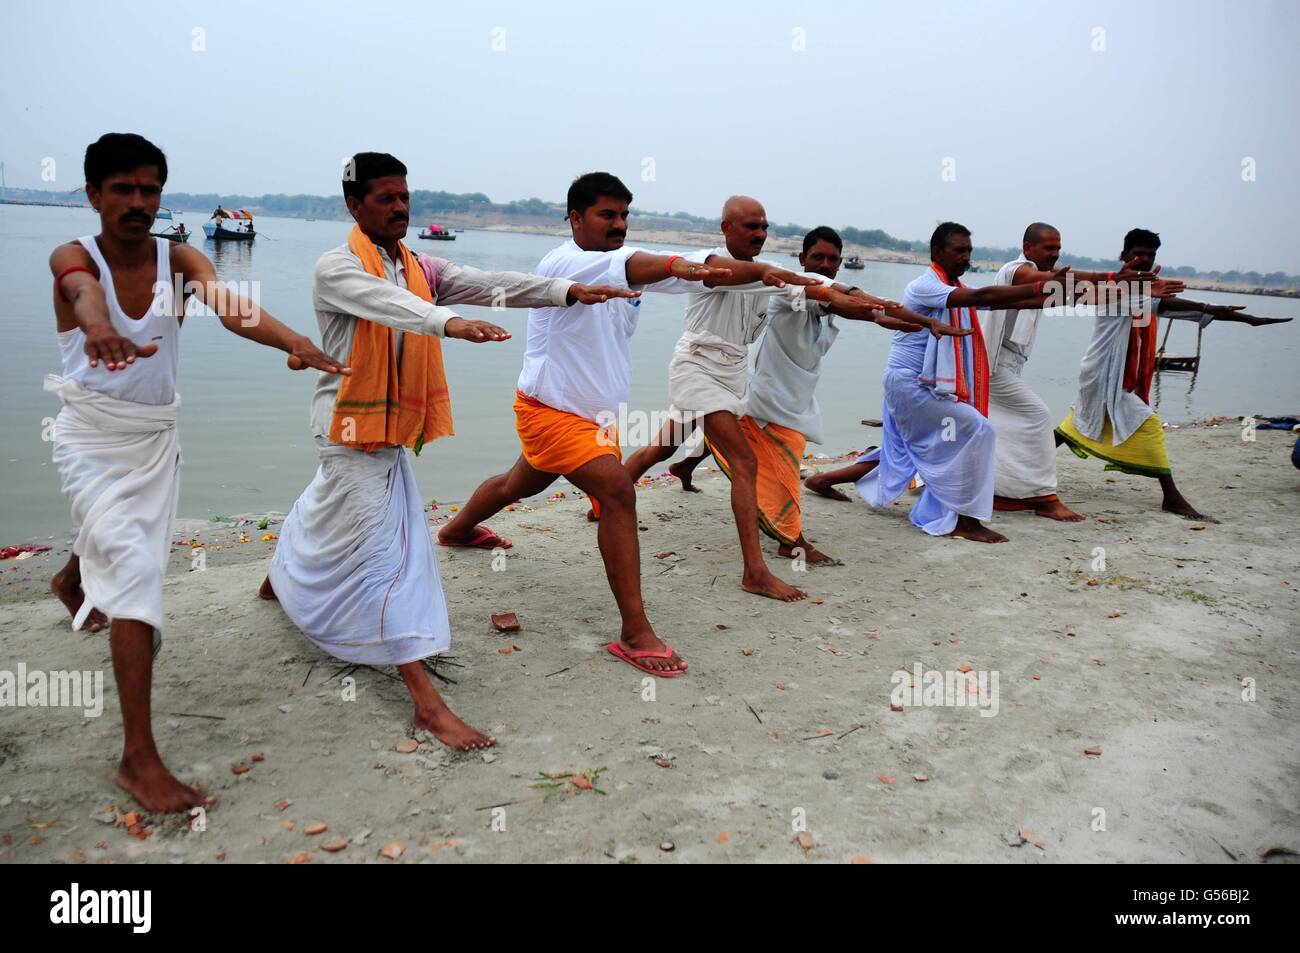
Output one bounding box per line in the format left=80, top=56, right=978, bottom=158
left=310, top=243, right=573, bottom=438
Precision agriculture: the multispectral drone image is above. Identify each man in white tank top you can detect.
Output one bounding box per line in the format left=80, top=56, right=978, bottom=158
left=48, top=133, right=343, bottom=814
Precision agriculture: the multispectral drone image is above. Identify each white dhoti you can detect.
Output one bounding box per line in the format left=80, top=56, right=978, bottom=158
left=46, top=375, right=181, bottom=648
left=988, top=350, right=1058, bottom=499
left=854, top=367, right=995, bottom=536
left=667, top=334, right=748, bottom=422
left=269, top=442, right=449, bottom=665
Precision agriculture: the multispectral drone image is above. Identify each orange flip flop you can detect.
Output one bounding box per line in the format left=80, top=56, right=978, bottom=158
left=438, top=526, right=512, bottom=550
left=606, top=641, right=687, bottom=678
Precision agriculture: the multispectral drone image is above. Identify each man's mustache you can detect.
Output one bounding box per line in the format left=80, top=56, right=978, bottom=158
left=606, top=230, right=626, bottom=239
left=121, top=213, right=150, bottom=223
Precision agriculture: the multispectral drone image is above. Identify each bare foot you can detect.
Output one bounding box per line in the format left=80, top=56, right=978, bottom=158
left=1163, top=498, right=1217, bottom=522
left=619, top=627, right=688, bottom=674
left=804, top=473, right=852, bottom=502
left=777, top=542, right=842, bottom=566
left=50, top=571, right=108, bottom=632
left=258, top=575, right=277, bottom=600
left=742, top=569, right=808, bottom=602
left=1034, top=499, right=1086, bottom=522
left=668, top=458, right=703, bottom=492
left=950, top=517, right=1009, bottom=544
left=413, top=706, right=496, bottom=752
left=117, top=756, right=211, bottom=814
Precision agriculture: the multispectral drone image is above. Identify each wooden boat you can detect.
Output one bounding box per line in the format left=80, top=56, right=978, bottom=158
left=204, top=207, right=256, bottom=241
left=418, top=224, right=456, bottom=241
left=843, top=255, right=865, bottom=270
left=150, top=207, right=191, bottom=242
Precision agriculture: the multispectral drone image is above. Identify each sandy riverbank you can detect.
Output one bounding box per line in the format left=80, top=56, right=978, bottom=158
left=1, top=425, right=1298, bottom=863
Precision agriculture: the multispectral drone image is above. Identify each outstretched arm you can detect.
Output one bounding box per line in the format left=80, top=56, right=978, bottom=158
left=696, top=256, right=821, bottom=289
left=431, top=258, right=640, bottom=310
left=624, top=252, right=734, bottom=286
left=175, top=245, right=348, bottom=374
left=50, top=242, right=158, bottom=372
left=825, top=287, right=971, bottom=337
left=943, top=269, right=1066, bottom=310
left=1157, top=294, right=1292, bottom=326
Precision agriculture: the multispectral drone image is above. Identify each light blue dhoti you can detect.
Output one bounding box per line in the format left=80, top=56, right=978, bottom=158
left=855, top=367, right=996, bottom=536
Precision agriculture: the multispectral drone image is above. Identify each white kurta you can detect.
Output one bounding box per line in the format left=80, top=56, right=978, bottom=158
left=745, top=294, right=839, bottom=443
left=854, top=268, right=996, bottom=535
left=47, top=375, right=180, bottom=651
left=277, top=241, right=572, bottom=664
left=985, top=256, right=1058, bottom=499
left=1070, top=291, right=1157, bottom=445
left=667, top=251, right=827, bottom=421
left=667, top=248, right=773, bottom=420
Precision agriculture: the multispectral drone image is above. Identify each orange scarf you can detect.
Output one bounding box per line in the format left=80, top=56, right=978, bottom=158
left=1123, top=310, right=1158, bottom=403
left=328, top=226, right=453, bottom=453
left=929, top=263, right=990, bottom=417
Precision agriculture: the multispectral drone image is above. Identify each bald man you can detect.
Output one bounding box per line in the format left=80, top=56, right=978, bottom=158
left=624, top=197, right=938, bottom=598
left=984, top=223, right=1167, bottom=521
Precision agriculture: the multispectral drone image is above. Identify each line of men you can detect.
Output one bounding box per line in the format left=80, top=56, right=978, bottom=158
left=45, top=133, right=1285, bottom=813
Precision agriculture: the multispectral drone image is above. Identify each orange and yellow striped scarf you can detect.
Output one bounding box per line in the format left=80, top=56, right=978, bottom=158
left=328, top=226, right=453, bottom=453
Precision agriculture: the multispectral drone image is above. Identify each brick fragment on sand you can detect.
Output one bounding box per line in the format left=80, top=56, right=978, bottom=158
left=321, top=840, right=347, bottom=853
left=380, top=842, right=405, bottom=860
left=491, top=612, right=521, bottom=632
left=1083, top=745, right=1102, bottom=757
left=795, top=831, right=814, bottom=851
left=289, top=852, right=310, bottom=864
left=304, top=822, right=327, bottom=836
left=395, top=739, right=418, bottom=754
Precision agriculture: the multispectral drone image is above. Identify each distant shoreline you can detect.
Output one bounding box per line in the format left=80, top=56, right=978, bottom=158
left=5, top=198, right=1297, bottom=300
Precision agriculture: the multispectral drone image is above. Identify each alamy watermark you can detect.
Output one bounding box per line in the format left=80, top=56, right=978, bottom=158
left=1, top=663, right=103, bottom=718
left=890, top=663, right=999, bottom=717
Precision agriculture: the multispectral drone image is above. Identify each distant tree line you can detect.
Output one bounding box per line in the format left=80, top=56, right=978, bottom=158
left=3, top=185, right=1294, bottom=286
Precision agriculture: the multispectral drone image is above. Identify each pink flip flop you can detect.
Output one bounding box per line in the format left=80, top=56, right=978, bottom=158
left=438, top=525, right=512, bottom=550
left=606, top=641, right=687, bottom=678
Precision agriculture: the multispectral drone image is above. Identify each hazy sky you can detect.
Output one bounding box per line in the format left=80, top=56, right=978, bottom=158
left=4, top=0, right=1298, bottom=272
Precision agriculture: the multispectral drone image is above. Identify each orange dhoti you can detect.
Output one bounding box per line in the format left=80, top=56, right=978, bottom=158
left=513, top=391, right=621, bottom=516
left=707, top=417, right=806, bottom=546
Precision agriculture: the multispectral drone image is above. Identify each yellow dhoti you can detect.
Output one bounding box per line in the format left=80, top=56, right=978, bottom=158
left=1056, top=410, right=1171, bottom=479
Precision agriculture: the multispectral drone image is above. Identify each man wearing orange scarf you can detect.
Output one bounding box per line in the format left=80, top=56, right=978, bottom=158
left=261, top=154, right=632, bottom=750
left=807, top=223, right=1053, bottom=542
left=1056, top=228, right=1279, bottom=521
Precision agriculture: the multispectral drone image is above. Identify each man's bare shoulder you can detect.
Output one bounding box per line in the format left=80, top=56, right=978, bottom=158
left=169, top=242, right=212, bottom=276
left=49, top=240, right=96, bottom=276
